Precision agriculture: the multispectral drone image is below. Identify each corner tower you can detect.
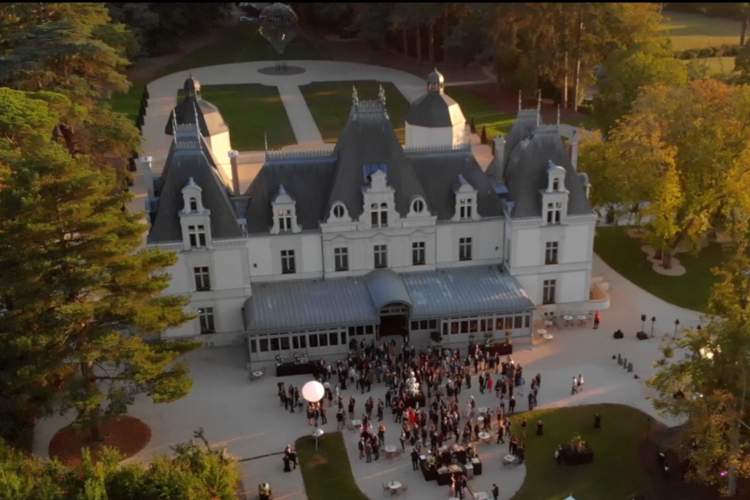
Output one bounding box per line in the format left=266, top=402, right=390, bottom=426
left=405, top=69, right=467, bottom=149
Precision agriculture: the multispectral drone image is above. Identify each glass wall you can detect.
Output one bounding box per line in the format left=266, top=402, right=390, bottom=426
left=248, top=324, right=378, bottom=362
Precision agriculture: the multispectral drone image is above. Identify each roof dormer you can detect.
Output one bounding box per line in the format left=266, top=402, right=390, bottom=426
left=181, top=177, right=208, bottom=214
left=546, top=161, right=567, bottom=193
left=179, top=177, right=212, bottom=250
left=541, top=161, right=569, bottom=226
left=271, top=184, right=301, bottom=234
left=452, top=174, right=480, bottom=222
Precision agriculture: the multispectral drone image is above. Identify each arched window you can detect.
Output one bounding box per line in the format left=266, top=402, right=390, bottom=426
left=332, top=204, right=345, bottom=219
left=189, top=197, right=198, bottom=211
left=412, top=198, right=425, bottom=214
left=371, top=202, right=389, bottom=228
left=552, top=178, right=560, bottom=191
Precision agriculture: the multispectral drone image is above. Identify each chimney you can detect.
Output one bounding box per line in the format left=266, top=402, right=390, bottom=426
left=570, top=130, right=580, bottom=171
left=140, top=156, right=154, bottom=199
left=228, top=150, right=240, bottom=196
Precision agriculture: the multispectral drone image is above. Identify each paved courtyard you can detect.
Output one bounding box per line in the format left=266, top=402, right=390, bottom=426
left=33, top=252, right=703, bottom=499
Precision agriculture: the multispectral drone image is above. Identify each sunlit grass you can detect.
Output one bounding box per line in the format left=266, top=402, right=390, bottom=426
left=659, top=11, right=743, bottom=51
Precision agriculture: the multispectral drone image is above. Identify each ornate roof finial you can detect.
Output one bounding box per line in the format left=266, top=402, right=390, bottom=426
left=518, top=90, right=522, bottom=112
left=264, top=132, right=268, bottom=152
left=557, top=104, right=561, bottom=127
left=378, top=84, right=386, bottom=105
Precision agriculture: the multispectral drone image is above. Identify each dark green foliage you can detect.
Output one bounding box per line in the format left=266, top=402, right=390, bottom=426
left=0, top=434, right=242, bottom=499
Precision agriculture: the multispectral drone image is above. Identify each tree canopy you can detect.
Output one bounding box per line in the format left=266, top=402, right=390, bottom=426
left=580, top=80, right=750, bottom=266
left=0, top=87, right=198, bottom=441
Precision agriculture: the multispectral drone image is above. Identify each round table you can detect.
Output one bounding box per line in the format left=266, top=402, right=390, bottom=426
left=351, top=419, right=362, bottom=428
left=544, top=320, right=553, bottom=327
left=388, top=481, right=402, bottom=491
left=477, top=416, right=484, bottom=422
left=537, top=329, right=547, bottom=336
left=384, top=445, right=397, bottom=453
left=577, top=315, right=588, bottom=324
left=252, top=370, right=263, bottom=377
left=477, top=407, right=488, bottom=414
left=543, top=333, right=554, bottom=340
left=563, top=315, right=573, bottom=326
left=478, top=431, right=490, bottom=440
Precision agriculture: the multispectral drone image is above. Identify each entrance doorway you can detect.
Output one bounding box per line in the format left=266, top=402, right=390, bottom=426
left=379, top=303, right=409, bottom=338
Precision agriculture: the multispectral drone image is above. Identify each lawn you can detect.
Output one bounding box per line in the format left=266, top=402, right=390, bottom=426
left=296, top=432, right=369, bottom=500
left=659, top=11, right=744, bottom=51
left=594, top=226, right=731, bottom=312
left=509, top=404, right=658, bottom=500
left=177, top=84, right=296, bottom=150
left=448, top=87, right=518, bottom=137
left=300, top=81, right=411, bottom=144
left=681, top=56, right=736, bottom=75
left=111, top=25, right=329, bottom=124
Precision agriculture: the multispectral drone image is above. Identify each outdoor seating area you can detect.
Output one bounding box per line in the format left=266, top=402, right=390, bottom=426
left=382, top=481, right=409, bottom=496
left=419, top=443, right=483, bottom=484
left=541, top=312, right=593, bottom=329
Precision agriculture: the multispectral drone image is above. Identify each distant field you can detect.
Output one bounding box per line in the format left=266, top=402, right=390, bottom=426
left=660, top=11, right=743, bottom=51
left=681, top=56, right=736, bottom=75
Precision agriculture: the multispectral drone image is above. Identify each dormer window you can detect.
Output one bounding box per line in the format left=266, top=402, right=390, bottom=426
left=552, top=179, right=560, bottom=191
left=371, top=202, right=388, bottom=228
left=188, top=225, right=207, bottom=248
left=271, top=184, right=300, bottom=234
left=459, top=198, right=473, bottom=220
left=333, top=204, right=345, bottom=219
left=189, top=198, right=198, bottom=211
left=546, top=202, right=562, bottom=225
left=412, top=198, right=425, bottom=214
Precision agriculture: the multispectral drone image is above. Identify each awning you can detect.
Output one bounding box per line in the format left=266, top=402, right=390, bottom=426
left=364, top=268, right=413, bottom=310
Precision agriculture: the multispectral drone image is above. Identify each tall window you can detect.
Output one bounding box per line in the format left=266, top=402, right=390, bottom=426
left=459, top=198, right=473, bottom=220
left=370, top=202, right=388, bottom=228
left=545, top=242, right=559, bottom=265
left=552, top=178, right=560, bottom=191
left=188, top=225, right=207, bottom=248
left=459, top=237, right=473, bottom=261
left=198, top=307, right=215, bottom=334
left=546, top=202, right=562, bottom=224
left=374, top=244, right=387, bottom=268
left=278, top=209, right=293, bottom=231
left=334, top=247, right=349, bottom=271
left=412, top=241, right=426, bottom=265
left=193, top=266, right=211, bottom=291
left=189, top=198, right=198, bottom=211
left=542, top=279, right=557, bottom=305
left=281, top=250, right=296, bottom=274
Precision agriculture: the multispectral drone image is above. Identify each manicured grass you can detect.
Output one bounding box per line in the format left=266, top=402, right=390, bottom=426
left=447, top=87, right=517, bottom=137
left=300, top=81, right=411, bottom=144
left=681, top=56, right=736, bottom=75
left=594, top=226, right=732, bottom=312
left=659, top=11, right=743, bottom=51
left=509, top=404, right=658, bottom=500
left=296, top=432, right=369, bottom=500
left=109, top=83, right=145, bottom=123
left=177, top=84, right=296, bottom=150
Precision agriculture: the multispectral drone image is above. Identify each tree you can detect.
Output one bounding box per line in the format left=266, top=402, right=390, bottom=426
left=735, top=42, right=750, bottom=84
left=581, top=80, right=750, bottom=268
left=593, top=39, right=688, bottom=136
left=0, top=88, right=199, bottom=441
left=647, top=243, right=750, bottom=496
left=0, top=3, right=141, bottom=187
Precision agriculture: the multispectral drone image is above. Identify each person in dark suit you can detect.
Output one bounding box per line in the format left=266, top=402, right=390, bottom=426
left=491, top=484, right=499, bottom=500
left=411, top=448, right=420, bottom=470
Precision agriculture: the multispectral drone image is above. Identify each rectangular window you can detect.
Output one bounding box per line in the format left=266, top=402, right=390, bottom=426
left=334, top=247, right=349, bottom=271
left=348, top=326, right=356, bottom=337
left=442, top=322, right=448, bottom=335
left=250, top=339, right=257, bottom=353
left=459, top=198, right=473, bottom=220
left=460, top=320, right=469, bottom=334
left=357, top=326, right=365, bottom=336
left=309, top=334, right=318, bottom=348
left=547, top=203, right=562, bottom=224
left=260, top=338, right=269, bottom=352
left=543, top=279, right=557, bottom=304
left=188, top=225, right=207, bottom=248
left=525, top=314, right=530, bottom=328
left=299, top=335, right=306, bottom=349
left=193, top=266, right=211, bottom=291
left=412, top=241, right=426, bottom=265
left=451, top=321, right=459, bottom=334
left=319, top=333, right=328, bottom=347
left=292, top=336, right=299, bottom=349
left=496, top=318, right=503, bottom=330
left=198, top=307, right=215, bottom=334
left=480, top=319, right=486, bottom=331
left=374, top=244, right=387, bottom=268
left=429, top=320, right=437, bottom=329
left=280, top=336, right=290, bottom=350
left=459, top=237, right=473, bottom=261
left=340, top=331, right=346, bottom=345
left=545, top=242, right=559, bottom=265
left=420, top=320, right=428, bottom=330
left=281, top=249, right=296, bottom=274
left=371, top=203, right=389, bottom=228
left=411, top=321, right=418, bottom=330
left=504, top=316, right=513, bottom=330
left=469, top=320, right=478, bottom=332
left=329, top=332, right=338, bottom=346
left=365, top=325, right=373, bottom=335
left=514, top=315, right=523, bottom=329
left=278, top=209, right=293, bottom=231
left=270, top=338, right=280, bottom=351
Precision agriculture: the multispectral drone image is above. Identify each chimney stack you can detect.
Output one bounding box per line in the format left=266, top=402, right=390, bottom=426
left=228, top=150, right=241, bottom=196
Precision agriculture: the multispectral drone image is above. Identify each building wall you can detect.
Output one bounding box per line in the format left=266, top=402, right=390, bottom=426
left=435, top=219, right=504, bottom=267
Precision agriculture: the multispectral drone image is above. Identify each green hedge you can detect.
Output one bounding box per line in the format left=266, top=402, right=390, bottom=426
left=675, top=44, right=742, bottom=60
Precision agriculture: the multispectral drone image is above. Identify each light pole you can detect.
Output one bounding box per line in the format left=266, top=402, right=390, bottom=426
left=673, top=319, right=680, bottom=339
left=650, top=317, right=656, bottom=338
left=641, top=314, right=646, bottom=333
left=301, top=380, right=325, bottom=451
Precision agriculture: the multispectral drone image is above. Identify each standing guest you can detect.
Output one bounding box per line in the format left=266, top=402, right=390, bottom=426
left=517, top=440, right=526, bottom=464
left=365, top=440, right=373, bottom=463
left=571, top=376, right=578, bottom=395
left=411, top=448, right=420, bottom=470
left=378, top=423, right=386, bottom=445
left=377, top=399, right=384, bottom=421
left=358, top=437, right=365, bottom=459
left=527, top=392, right=535, bottom=411
left=288, top=448, right=298, bottom=470
left=555, top=444, right=563, bottom=465
left=521, top=418, right=527, bottom=438
left=336, top=410, right=345, bottom=430
left=400, top=429, right=406, bottom=450
left=320, top=404, right=328, bottom=425
left=577, top=374, right=585, bottom=392
left=492, top=484, right=499, bottom=500
left=486, top=374, right=493, bottom=393
left=509, top=395, right=516, bottom=414
left=479, top=373, right=485, bottom=394
left=594, top=312, right=601, bottom=329
left=499, top=395, right=506, bottom=414
left=535, top=373, right=542, bottom=389
left=496, top=423, right=505, bottom=444
left=536, top=420, right=544, bottom=436
left=509, top=435, right=518, bottom=456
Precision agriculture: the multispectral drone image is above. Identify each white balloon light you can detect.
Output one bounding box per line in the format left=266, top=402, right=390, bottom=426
left=301, top=380, right=325, bottom=403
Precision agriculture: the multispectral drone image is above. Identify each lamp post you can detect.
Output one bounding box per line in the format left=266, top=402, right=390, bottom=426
left=650, top=317, right=656, bottom=338
left=302, top=380, right=325, bottom=450
left=673, top=319, right=680, bottom=339
left=641, top=314, right=646, bottom=333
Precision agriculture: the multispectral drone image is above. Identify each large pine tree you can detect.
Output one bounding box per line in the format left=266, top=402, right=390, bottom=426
left=0, top=88, right=198, bottom=441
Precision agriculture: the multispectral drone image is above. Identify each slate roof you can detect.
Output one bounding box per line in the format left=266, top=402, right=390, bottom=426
left=244, top=159, right=336, bottom=233
left=504, top=127, right=594, bottom=218
left=405, top=92, right=464, bottom=128
left=409, top=151, right=503, bottom=220
left=326, top=103, right=428, bottom=221
left=165, top=96, right=229, bottom=137
left=148, top=141, right=243, bottom=244
left=502, top=110, right=539, bottom=170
